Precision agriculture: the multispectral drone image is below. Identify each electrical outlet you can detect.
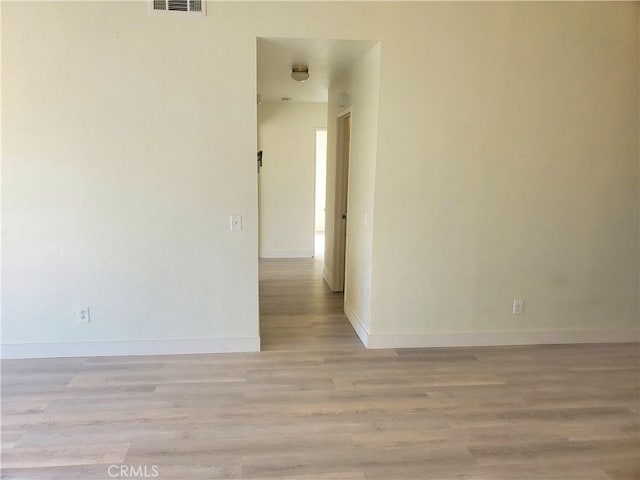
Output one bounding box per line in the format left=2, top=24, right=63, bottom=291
left=77, top=307, right=90, bottom=323
left=513, top=299, right=524, bottom=315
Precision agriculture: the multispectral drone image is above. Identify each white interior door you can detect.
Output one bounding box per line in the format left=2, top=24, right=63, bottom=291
left=334, top=112, right=351, bottom=292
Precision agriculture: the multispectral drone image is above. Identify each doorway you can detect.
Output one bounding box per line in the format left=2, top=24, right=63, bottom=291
left=314, top=128, right=328, bottom=258
left=256, top=37, right=377, bottom=350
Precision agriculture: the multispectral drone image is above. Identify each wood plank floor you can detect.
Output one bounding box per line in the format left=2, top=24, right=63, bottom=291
left=1, top=256, right=639, bottom=479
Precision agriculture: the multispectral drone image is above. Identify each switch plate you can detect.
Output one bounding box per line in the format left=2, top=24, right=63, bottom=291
left=77, top=307, right=90, bottom=323
left=230, top=215, right=242, bottom=231
left=513, top=299, right=524, bottom=315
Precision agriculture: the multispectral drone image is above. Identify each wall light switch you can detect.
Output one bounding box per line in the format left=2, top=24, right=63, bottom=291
left=513, top=299, right=524, bottom=315
left=230, top=215, right=242, bottom=231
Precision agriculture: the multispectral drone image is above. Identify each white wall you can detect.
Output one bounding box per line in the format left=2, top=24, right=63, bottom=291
left=258, top=102, right=326, bottom=258
left=367, top=2, right=639, bottom=347
left=2, top=1, right=262, bottom=357
left=2, top=2, right=638, bottom=357
left=325, top=45, right=381, bottom=332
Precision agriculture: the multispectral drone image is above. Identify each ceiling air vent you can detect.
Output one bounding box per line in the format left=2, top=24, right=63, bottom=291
left=152, top=0, right=205, bottom=15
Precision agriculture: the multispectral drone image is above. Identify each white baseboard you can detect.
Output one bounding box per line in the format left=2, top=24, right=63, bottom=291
left=322, top=266, right=334, bottom=291
left=339, top=303, right=637, bottom=350
left=260, top=250, right=313, bottom=259
left=1, top=337, right=261, bottom=359
left=363, top=329, right=640, bottom=349
left=322, top=266, right=343, bottom=293
left=344, top=300, right=369, bottom=347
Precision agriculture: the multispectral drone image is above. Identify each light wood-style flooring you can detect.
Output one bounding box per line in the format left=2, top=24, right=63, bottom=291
left=1, top=256, right=639, bottom=479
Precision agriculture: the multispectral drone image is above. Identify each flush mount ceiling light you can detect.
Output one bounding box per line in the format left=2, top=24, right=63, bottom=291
left=291, top=65, right=309, bottom=82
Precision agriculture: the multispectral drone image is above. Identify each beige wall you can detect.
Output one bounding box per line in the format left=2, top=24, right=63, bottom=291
left=258, top=102, right=327, bottom=258
left=2, top=1, right=262, bottom=355
left=2, top=2, right=638, bottom=356
left=368, top=2, right=639, bottom=345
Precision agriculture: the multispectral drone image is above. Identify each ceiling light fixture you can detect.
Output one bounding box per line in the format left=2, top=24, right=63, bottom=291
left=291, top=65, right=309, bottom=82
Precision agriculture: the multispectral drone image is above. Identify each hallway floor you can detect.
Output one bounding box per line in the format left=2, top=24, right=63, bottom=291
left=259, top=256, right=358, bottom=352
left=0, top=258, right=638, bottom=479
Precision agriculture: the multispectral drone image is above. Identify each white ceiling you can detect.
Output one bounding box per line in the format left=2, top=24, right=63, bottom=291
left=257, top=37, right=377, bottom=104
